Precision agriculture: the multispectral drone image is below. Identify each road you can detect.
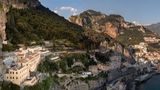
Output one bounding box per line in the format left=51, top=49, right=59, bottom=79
left=54, top=49, right=100, bottom=54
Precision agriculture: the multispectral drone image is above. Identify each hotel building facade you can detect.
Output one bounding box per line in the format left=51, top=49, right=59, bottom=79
left=3, top=47, right=41, bottom=86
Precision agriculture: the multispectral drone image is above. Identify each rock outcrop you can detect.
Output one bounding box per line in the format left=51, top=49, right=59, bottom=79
left=104, top=22, right=119, bottom=38
left=0, top=2, right=8, bottom=41
left=0, top=0, right=41, bottom=9
left=69, top=10, right=126, bottom=38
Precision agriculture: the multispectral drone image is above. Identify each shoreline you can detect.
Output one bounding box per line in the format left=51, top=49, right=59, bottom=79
left=135, top=72, right=159, bottom=90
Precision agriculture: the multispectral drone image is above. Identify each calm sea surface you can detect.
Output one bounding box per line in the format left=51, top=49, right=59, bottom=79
left=138, top=75, right=160, bottom=90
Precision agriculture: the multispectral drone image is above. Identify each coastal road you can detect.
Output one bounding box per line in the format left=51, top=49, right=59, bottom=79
left=54, top=49, right=100, bottom=54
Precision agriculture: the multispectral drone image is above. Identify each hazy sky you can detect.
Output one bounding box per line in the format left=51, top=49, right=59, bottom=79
left=39, top=0, right=160, bottom=25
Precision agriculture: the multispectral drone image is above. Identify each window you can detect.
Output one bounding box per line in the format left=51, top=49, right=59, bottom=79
left=16, top=77, right=18, bottom=79
left=13, top=72, right=14, bottom=74
left=7, top=77, right=8, bottom=79
left=10, top=77, right=12, bottom=79
left=16, top=72, right=18, bottom=74
left=13, top=77, right=14, bottom=79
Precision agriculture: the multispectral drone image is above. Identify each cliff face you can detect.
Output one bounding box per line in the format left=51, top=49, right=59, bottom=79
left=0, top=0, right=41, bottom=9
left=0, top=2, right=8, bottom=41
left=69, top=10, right=126, bottom=38
left=0, top=0, right=41, bottom=41
left=104, top=22, right=119, bottom=38
left=69, top=10, right=158, bottom=46
left=69, top=10, right=106, bottom=27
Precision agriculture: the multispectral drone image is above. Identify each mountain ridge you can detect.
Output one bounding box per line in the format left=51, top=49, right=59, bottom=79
left=69, top=9, right=159, bottom=46
left=146, top=23, right=160, bottom=35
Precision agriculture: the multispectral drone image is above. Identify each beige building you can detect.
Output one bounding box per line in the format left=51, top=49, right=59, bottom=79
left=4, top=64, right=30, bottom=85
left=4, top=47, right=41, bottom=86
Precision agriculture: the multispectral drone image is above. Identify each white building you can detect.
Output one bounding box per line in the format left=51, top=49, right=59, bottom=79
left=134, top=42, right=148, bottom=53
left=3, top=47, right=41, bottom=86
left=144, top=37, right=160, bottom=43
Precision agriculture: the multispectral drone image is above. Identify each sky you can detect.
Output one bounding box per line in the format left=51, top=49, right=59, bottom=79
left=39, top=0, right=160, bottom=25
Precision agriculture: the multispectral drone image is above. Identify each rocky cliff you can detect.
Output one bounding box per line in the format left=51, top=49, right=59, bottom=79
left=69, top=10, right=157, bottom=46
left=0, top=0, right=41, bottom=9
left=69, top=10, right=127, bottom=38
left=0, top=2, right=8, bottom=41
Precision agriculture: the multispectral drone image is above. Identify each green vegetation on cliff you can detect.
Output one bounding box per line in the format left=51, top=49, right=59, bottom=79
left=0, top=76, right=58, bottom=90
left=5, top=7, right=83, bottom=47
left=18, top=0, right=32, bottom=3
left=0, top=2, right=2, bottom=11
left=38, top=56, right=58, bottom=73
left=38, top=54, right=97, bottom=74
left=0, top=81, right=19, bottom=90
left=117, top=29, right=144, bottom=46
